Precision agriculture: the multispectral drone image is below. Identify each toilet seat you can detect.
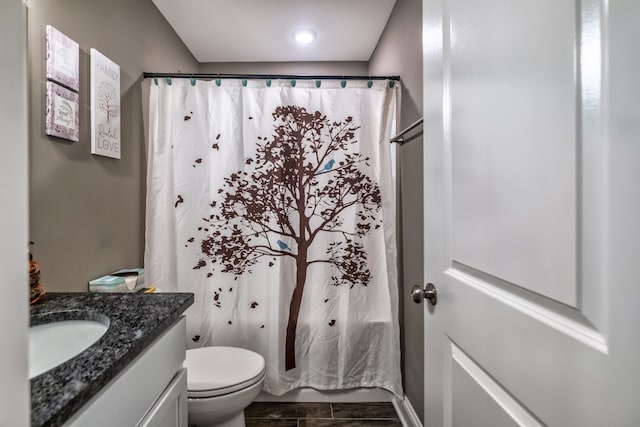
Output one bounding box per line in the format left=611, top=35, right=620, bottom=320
left=185, top=346, right=266, bottom=398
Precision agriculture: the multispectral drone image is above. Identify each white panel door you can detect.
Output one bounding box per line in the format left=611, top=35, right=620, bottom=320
left=0, top=1, right=29, bottom=426
left=422, top=0, right=640, bottom=425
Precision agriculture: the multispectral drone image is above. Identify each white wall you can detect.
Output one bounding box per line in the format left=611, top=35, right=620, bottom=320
left=0, top=0, right=29, bottom=425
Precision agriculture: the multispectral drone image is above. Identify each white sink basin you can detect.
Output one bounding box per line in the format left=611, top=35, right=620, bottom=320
left=29, top=319, right=109, bottom=379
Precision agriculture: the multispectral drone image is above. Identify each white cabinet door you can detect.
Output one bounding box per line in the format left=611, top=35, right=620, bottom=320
left=422, top=0, right=640, bottom=425
left=66, top=318, right=186, bottom=426
left=138, top=368, right=188, bottom=427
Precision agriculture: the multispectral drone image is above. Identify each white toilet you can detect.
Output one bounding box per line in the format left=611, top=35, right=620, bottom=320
left=184, top=346, right=266, bottom=427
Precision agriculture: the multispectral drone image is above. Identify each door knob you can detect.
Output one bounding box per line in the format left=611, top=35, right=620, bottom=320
left=411, top=283, right=437, bottom=306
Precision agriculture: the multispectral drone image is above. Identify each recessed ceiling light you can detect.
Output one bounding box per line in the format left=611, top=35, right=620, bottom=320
left=292, top=29, right=316, bottom=44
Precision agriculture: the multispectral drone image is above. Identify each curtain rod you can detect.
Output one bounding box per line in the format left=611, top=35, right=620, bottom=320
left=390, top=117, right=423, bottom=144
left=143, top=72, right=400, bottom=81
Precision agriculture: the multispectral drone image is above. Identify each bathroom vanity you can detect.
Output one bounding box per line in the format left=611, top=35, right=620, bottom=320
left=30, top=292, right=193, bottom=427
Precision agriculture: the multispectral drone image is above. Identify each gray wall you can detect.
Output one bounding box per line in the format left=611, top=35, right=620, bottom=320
left=27, top=0, right=199, bottom=292
left=0, top=1, right=29, bottom=424
left=369, top=0, right=424, bottom=421
left=25, top=0, right=424, bottom=417
left=198, top=61, right=369, bottom=76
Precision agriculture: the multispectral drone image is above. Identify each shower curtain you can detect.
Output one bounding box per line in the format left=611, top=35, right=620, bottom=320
left=145, top=77, right=401, bottom=396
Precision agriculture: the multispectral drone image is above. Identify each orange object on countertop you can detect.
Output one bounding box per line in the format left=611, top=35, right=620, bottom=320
left=29, top=257, right=46, bottom=305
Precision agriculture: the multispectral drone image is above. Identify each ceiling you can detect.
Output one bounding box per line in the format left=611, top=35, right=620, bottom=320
left=152, top=0, right=397, bottom=63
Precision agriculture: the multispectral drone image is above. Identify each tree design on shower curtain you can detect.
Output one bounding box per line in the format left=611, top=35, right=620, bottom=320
left=196, top=105, right=382, bottom=370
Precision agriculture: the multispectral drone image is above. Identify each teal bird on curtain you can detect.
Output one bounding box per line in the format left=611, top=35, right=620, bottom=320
left=321, top=159, right=335, bottom=171
left=277, top=240, right=291, bottom=251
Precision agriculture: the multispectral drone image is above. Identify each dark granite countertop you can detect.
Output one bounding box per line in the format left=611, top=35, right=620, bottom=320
left=30, top=292, right=194, bottom=427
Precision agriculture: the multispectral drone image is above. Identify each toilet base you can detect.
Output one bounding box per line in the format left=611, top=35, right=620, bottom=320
left=189, top=411, right=244, bottom=427
left=187, top=370, right=264, bottom=427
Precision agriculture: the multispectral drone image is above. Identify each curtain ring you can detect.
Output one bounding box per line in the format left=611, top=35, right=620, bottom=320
left=266, top=79, right=272, bottom=87
left=215, top=78, right=221, bottom=87
left=242, top=79, right=247, bottom=87
left=290, top=79, right=296, bottom=87
left=315, top=80, right=321, bottom=88
left=190, top=77, right=196, bottom=86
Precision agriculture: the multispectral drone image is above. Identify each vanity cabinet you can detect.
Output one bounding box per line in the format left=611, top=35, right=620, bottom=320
left=65, top=317, right=188, bottom=427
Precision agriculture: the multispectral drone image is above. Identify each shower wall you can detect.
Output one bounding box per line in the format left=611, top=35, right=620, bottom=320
left=369, top=0, right=424, bottom=422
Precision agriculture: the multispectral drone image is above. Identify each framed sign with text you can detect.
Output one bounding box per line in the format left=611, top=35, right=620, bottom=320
left=45, top=25, right=79, bottom=91
left=90, top=48, right=121, bottom=159
left=45, top=81, right=79, bottom=142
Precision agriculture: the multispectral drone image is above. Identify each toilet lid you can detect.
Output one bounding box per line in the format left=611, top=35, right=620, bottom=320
left=185, top=346, right=265, bottom=398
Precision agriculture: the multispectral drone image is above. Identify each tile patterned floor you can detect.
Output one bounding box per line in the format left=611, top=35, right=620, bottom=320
left=245, top=402, right=402, bottom=427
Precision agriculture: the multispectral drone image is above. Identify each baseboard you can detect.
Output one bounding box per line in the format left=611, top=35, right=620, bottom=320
left=256, top=387, right=394, bottom=403
left=393, top=395, right=423, bottom=427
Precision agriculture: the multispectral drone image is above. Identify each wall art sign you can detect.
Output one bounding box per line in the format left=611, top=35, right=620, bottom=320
left=45, top=25, right=79, bottom=91
left=45, top=81, right=80, bottom=141
left=90, top=48, right=121, bottom=159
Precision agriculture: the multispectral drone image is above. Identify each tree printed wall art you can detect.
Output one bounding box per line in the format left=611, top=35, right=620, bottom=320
left=193, top=105, right=382, bottom=370
left=90, top=48, right=121, bottom=159
left=97, top=81, right=119, bottom=123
